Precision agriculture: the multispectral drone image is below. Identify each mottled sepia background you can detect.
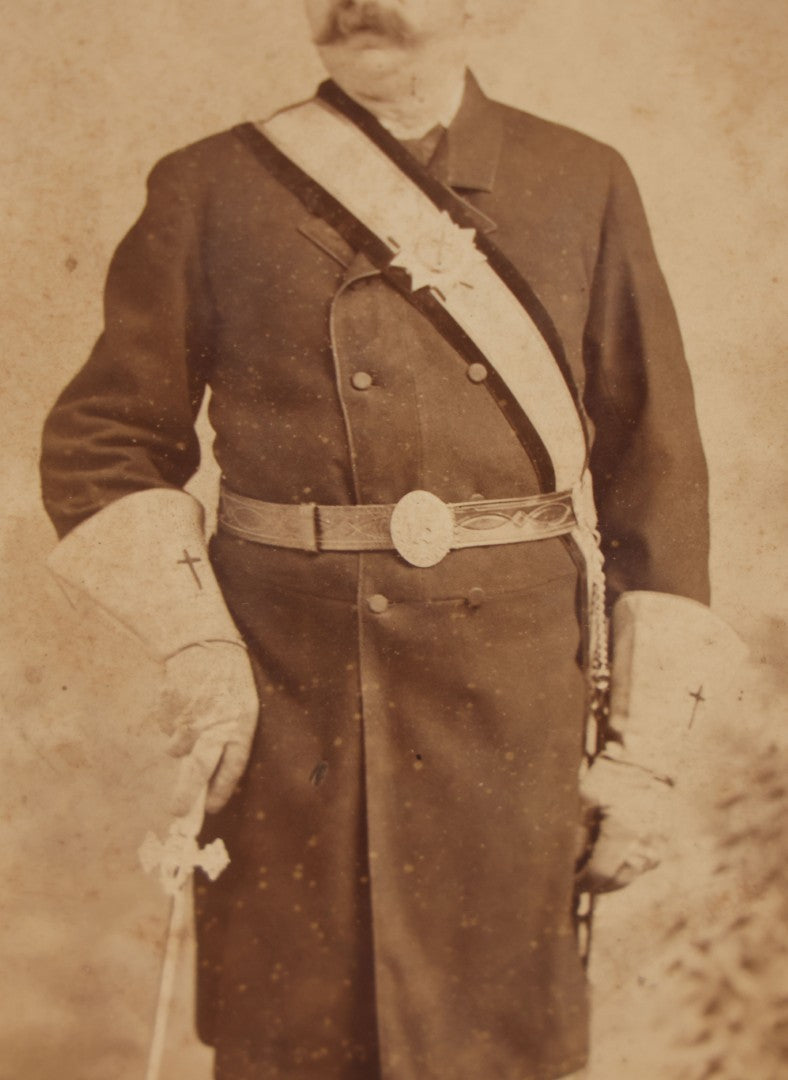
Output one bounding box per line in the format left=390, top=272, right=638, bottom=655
left=2, top=2, right=786, bottom=1078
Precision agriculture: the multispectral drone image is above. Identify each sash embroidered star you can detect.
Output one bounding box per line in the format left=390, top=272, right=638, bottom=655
left=389, top=211, right=487, bottom=293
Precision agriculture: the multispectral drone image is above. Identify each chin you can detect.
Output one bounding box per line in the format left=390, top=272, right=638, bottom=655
left=319, top=43, right=409, bottom=90
left=342, top=31, right=403, bottom=51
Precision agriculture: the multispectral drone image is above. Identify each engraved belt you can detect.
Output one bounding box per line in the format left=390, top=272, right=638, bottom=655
left=218, top=485, right=577, bottom=568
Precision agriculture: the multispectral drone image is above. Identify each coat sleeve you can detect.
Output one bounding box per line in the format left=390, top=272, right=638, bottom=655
left=583, top=150, right=710, bottom=605
left=40, top=150, right=213, bottom=538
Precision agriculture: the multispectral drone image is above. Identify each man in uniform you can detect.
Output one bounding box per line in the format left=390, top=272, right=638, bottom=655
left=40, top=2, right=739, bottom=1078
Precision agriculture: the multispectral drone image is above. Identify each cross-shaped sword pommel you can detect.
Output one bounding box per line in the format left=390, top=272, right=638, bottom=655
left=139, top=788, right=230, bottom=1080
left=139, top=823, right=230, bottom=897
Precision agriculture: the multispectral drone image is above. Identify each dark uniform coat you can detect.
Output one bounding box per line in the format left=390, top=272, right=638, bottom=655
left=41, top=75, right=710, bottom=1080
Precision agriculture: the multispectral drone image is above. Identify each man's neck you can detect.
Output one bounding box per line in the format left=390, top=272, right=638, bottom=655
left=318, top=33, right=468, bottom=141
left=343, top=65, right=466, bottom=140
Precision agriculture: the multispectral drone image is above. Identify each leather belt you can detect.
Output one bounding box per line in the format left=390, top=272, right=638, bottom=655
left=219, top=486, right=577, bottom=568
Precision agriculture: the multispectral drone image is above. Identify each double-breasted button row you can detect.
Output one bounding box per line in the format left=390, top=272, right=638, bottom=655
left=353, top=367, right=486, bottom=388
left=368, top=591, right=484, bottom=612
left=351, top=371, right=374, bottom=391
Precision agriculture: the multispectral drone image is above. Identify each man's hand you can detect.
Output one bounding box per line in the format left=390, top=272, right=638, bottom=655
left=577, top=744, right=672, bottom=893
left=152, top=641, right=259, bottom=816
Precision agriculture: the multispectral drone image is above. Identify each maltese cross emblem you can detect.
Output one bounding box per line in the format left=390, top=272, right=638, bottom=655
left=389, top=212, right=487, bottom=295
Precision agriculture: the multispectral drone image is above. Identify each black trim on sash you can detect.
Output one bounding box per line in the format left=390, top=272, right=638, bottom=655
left=408, top=293, right=555, bottom=490
left=231, top=112, right=574, bottom=491
left=232, top=120, right=393, bottom=266
left=232, top=121, right=555, bottom=490
left=316, top=81, right=586, bottom=427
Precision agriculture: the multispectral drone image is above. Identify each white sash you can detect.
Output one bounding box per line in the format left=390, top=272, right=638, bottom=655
left=258, top=98, right=609, bottom=750
left=259, top=99, right=587, bottom=491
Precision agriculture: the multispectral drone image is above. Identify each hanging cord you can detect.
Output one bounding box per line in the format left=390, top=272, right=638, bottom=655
left=571, top=472, right=612, bottom=968
left=572, top=471, right=612, bottom=759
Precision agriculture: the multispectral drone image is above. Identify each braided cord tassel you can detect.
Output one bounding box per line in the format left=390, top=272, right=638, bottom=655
left=572, top=471, right=611, bottom=762
left=570, top=471, right=611, bottom=968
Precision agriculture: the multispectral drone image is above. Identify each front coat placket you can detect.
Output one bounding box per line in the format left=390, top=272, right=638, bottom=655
left=325, top=233, right=590, bottom=1078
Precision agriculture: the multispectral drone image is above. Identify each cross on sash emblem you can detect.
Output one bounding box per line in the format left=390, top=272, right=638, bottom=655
left=389, top=211, right=487, bottom=294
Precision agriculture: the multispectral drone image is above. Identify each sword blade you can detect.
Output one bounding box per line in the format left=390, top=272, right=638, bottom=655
left=144, top=886, right=188, bottom=1080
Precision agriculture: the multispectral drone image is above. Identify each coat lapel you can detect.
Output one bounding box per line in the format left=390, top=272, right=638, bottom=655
left=296, top=71, right=502, bottom=268
left=431, top=71, right=505, bottom=196
left=297, top=213, right=354, bottom=268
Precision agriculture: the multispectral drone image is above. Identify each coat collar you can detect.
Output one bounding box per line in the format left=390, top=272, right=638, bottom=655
left=318, top=71, right=503, bottom=195
left=435, top=70, right=504, bottom=194
left=297, top=72, right=503, bottom=275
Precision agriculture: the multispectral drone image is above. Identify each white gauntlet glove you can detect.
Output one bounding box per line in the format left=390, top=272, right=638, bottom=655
left=580, top=591, right=746, bottom=892
left=48, top=488, right=259, bottom=814
left=579, top=743, right=671, bottom=891
left=47, top=489, right=246, bottom=659
left=154, top=641, right=259, bottom=814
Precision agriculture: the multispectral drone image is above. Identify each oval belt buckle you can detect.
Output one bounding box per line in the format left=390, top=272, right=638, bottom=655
left=390, top=490, right=455, bottom=568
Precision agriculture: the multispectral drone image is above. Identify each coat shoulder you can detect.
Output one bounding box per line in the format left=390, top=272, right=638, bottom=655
left=498, top=99, right=622, bottom=164
left=143, top=127, right=256, bottom=190
left=491, top=98, right=627, bottom=196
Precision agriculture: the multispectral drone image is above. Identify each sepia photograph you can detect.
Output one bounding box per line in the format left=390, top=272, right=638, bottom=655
left=2, top=2, right=786, bottom=1078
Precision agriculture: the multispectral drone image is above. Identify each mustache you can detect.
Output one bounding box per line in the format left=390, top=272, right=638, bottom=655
left=314, top=3, right=418, bottom=47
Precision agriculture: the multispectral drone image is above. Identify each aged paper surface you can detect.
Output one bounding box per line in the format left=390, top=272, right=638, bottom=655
left=3, top=2, right=786, bottom=1077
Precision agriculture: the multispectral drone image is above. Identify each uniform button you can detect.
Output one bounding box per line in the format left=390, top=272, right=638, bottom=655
left=367, top=594, right=389, bottom=614
left=467, top=363, right=488, bottom=384
left=351, top=371, right=374, bottom=391
left=467, top=587, right=485, bottom=609
left=469, top=493, right=485, bottom=502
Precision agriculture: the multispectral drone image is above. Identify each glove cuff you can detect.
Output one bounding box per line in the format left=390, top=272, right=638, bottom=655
left=47, top=489, right=244, bottom=661
left=607, top=591, right=747, bottom=777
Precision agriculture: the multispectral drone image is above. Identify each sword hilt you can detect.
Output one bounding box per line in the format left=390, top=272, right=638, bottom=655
left=140, top=747, right=230, bottom=1080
